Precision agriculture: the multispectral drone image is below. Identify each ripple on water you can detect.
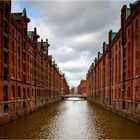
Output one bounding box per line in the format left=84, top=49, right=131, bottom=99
left=0, top=101, right=140, bottom=139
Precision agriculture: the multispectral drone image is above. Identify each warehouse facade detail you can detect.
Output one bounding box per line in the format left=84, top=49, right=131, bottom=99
left=86, top=1, right=140, bottom=123
left=0, top=0, right=69, bottom=125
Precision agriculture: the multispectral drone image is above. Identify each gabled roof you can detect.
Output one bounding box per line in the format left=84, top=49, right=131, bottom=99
left=11, top=13, right=22, bottom=20
left=11, top=8, right=30, bottom=22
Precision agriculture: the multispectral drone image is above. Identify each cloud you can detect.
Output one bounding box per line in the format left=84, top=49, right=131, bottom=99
left=12, top=0, right=135, bottom=87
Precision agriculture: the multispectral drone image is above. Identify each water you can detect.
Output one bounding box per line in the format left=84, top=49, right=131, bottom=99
left=0, top=98, right=140, bottom=139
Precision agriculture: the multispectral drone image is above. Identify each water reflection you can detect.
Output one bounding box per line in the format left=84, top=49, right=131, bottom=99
left=0, top=100, right=140, bottom=139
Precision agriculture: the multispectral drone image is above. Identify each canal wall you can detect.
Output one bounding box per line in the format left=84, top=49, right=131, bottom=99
left=0, top=97, right=61, bottom=126
left=87, top=97, right=140, bottom=125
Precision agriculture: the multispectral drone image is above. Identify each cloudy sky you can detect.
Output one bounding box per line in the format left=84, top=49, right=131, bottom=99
left=12, top=0, right=135, bottom=87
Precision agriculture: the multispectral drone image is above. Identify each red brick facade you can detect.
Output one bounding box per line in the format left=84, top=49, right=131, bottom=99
left=0, top=0, right=69, bottom=125
left=86, top=1, right=140, bottom=123
left=78, top=80, right=87, bottom=96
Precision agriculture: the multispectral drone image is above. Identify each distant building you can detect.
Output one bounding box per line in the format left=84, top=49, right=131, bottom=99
left=74, top=87, right=78, bottom=94
left=78, top=80, right=87, bottom=96
left=69, top=87, right=74, bottom=94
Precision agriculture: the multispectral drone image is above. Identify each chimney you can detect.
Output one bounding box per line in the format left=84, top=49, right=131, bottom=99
left=103, top=42, right=106, bottom=53
left=109, top=30, right=112, bottom=45
left=98, top=51, right=100, bottom=60
left=41, top=39, right=43, bottom=48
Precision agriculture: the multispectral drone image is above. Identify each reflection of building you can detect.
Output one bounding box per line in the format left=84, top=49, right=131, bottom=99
left=86, top=1, right=140, bottom=123
left=0, top=0, right=69, bottom=125
left=78, top=80, right=87, bottom=96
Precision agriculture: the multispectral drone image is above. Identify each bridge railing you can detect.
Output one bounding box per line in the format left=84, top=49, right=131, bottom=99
left=61, top=94, right=87, bottom=100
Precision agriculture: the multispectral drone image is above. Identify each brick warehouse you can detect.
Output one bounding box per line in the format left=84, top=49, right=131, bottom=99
left=86, top=1, right=140, bottom=123
left=0, top=0, right=69, bottom=125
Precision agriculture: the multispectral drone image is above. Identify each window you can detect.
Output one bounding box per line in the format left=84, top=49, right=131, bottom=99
left=32, top=89, right=33, bottom=96
left=18, top=47, right=20, bottom=57
left=4, top=51, right=8, bottom=64
left=123, top=47, right=126, bottom=58
left=18, top=71, right=20, bottom=79
left=18, top=59, right=20, bottom=69
left=4, top=36, right=8, bottom=49
left=4, top=67, right=7, bottom=80
left=122, top=100, right=125, bottom=109
left=18, top=86, right=21, bottom=97
left=27, top=88, right=29, bottom=97
left=4, top=20, right=8, bottom=33
left=119, top=88, right=121, bottom=98
left=3, top=85, right=8, bottom=101
left=23, top=88, right=26, bottom=99
left=23, top=75, right=26, bottom=84
left=23, top=63, right=26, bottom=72
left=23, top=102, right=26, bottom=108
left=12, top=69, right=14, bottom=79
left=12, top=86, right=15, bottom=98
left=23, top=51, right=26, bottom=61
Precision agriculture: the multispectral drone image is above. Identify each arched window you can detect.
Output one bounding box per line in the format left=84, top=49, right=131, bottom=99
left=3, top=85, right=8, bottom=101
left=32, top=89, right=34, bottom=96
left=12, top=85, right=15, bottom=98
left=18, top=86, right=21, bottom=97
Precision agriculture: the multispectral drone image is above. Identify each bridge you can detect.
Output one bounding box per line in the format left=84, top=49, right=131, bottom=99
left=61, top=94, right=87, bottom=100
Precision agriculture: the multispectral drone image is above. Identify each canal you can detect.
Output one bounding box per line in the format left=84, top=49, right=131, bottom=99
left=0, top=98, right=140, bottom=139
